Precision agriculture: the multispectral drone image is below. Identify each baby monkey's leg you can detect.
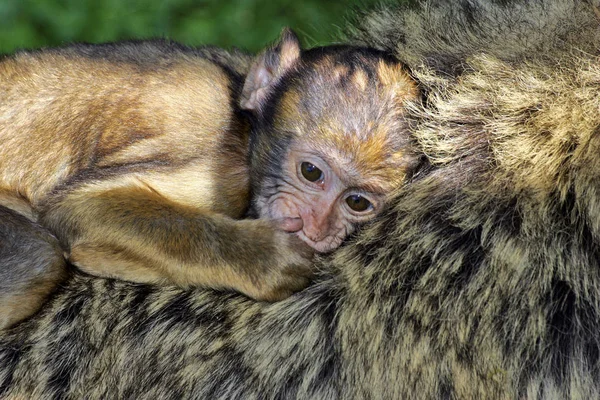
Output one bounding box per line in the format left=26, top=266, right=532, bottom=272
left=0, top=206, right=67, bottom=330
left=41, top=180, right=313, bottom=301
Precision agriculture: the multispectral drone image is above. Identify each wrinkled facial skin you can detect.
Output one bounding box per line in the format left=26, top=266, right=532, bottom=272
left=261, top=141, right=387, bottom=253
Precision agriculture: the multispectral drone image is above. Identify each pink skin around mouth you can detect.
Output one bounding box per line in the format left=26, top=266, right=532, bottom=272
left=269, top=199, right=336, bottom=251
left=268, top=198, right=304, bottom=232
left=272, top=212, right=343, bottom=253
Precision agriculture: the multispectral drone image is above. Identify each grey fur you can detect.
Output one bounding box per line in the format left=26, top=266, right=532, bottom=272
left=3, top=0, right=600, bottom=398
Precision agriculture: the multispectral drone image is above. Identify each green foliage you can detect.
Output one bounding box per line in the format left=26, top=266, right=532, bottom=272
left=0, top=0, right=384, bottom=54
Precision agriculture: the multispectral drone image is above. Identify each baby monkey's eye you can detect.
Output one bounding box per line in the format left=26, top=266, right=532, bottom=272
left=301, top=162, right=324, bottom=183
left=346, top=194, right=372, bottom=212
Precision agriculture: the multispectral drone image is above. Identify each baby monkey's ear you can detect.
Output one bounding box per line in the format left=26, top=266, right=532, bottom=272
left=241, top=28, right=301, bottom=115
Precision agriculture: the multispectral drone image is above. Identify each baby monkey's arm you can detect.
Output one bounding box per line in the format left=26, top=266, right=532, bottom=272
left=40, top=179, right=313, bottom=302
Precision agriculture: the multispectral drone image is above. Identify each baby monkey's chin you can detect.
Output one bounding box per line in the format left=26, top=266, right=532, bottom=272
left=294, top=231, right=341, bottom=253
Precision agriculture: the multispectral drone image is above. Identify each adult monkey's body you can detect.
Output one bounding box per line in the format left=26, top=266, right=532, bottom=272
left=3, top=0, right=600, bottom=398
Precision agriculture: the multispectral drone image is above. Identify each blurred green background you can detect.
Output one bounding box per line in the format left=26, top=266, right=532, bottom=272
left=0, top=0, right=386, bottom=54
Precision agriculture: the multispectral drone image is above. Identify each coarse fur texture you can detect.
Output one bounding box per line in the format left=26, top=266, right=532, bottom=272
left=347, top=0, right=600, bottom=76
left=3, top=0, right=600, bottom=398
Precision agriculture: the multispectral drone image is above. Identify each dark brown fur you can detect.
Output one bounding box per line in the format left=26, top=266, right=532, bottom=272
left=0, top=204, right=67, bottom=330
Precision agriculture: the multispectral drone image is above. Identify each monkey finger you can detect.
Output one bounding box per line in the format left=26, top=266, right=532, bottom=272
left=273, top=217, right=304, bottom=233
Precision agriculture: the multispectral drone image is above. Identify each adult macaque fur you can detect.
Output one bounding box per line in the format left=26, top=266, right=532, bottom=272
left=0, top=30, right=418, bottom=329
left=4, top=0, right=600, bottom=398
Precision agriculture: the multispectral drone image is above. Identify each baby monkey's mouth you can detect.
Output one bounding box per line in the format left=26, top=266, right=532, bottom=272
left=266, top=199, right=343, bottom=253
left=294, top=230, right=342, bottom=253
left=276, top=217, right=342, bottom=253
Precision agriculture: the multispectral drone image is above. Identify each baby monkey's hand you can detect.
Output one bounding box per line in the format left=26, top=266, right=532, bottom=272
left=231, top=219, right=314, bottom=302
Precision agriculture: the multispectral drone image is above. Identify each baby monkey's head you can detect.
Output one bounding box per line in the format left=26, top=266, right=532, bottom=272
left=241, top=29, right=420, bottom=253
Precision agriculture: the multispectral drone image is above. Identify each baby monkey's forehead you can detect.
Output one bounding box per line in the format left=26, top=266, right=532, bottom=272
left=275, top=51, right=418, bottom=137
left=273, top=54, right=418, bottom=189
left=295, top=51, right=414, bottom=116
left=296, top=55, right=398, bottom=107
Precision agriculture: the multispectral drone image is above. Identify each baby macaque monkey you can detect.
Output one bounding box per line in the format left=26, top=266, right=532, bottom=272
left=0, top=29, right=419, bottom=329
left=242, top=30, right=420, bottom=252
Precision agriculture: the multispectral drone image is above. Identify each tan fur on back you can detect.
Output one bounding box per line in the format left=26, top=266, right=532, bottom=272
left=0, top=51, right=248, bottom=214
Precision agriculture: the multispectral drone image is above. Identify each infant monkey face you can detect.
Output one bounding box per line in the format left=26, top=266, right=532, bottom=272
left=255, top=52, right=419, bottom=253
left=266, top=142, right=386, bottom=253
